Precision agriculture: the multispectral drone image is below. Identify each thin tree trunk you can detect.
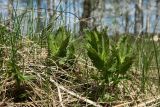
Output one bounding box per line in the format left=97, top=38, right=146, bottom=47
left=92, top=0, right=104, bottom=29
left=47, top=0, right=52, bottom=21
left=36, top=0, right=43, bottom=32
left=154, top=0, right=160, bottom=33
left=80, top=0, right=92, bottom=32
left=125, top=11, right=129, bottom=33
left=146, top=15, right=150, bottom=33
left=146, top=2, right=150, bottom=33
left=64, top=0, right=68, bottom=26
left=134, top=0, right=143, bottom=34
left=7, top=0, right=13, bottom=28
left=73, top=0, right=76, bottom=33
left=156, top=0, right=160, bottom=21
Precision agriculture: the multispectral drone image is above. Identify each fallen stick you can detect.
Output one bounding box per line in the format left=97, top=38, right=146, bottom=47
left=57, top=83, right=65, bottom=107
left=133, top=96, right=160, bottom=107
left=50, top=77, right=102, bottom=107
left=113, top=101, right=133, bottom=107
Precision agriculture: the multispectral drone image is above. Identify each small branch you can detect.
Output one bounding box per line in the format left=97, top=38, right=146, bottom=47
left=133, top=96, right=160, bottom=107
left=57, top=85, right=65, bottom=107
left=50, top=77, right=102, bottom=107
left=113, top=101, right=133, bottom=107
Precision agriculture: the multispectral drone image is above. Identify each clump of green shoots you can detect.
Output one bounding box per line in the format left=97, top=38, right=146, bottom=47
left=85, top=29, right=135, bottom=101
left=135, top=36, right=158, bottom=92
left=46, top=26, right=75, bottom=68
left=1, top=10, right=34, bottom=102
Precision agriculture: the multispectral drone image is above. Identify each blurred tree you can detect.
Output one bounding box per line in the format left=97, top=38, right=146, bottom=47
left=80, top=0, right=92, bottom=32
left=26, top=0, right=33, bottom=9
left=134, top=0, right=143, bottom=34
left=7, top=0, right=13, bottom=28
left=124, top=0, right=132, bottom=33
left=73, top=0, right=76, bottom=32
left=47, top=0, right=55, bottom=21
left=154, top=0, right=160, bottom=32
left=91, top=0, right=105, bottom=29
left=146, top=1, right=150, bottom=33
left=124, top=11, right=129, bottom=33
left=36, top=0, right=43, bottom=32
left=156, top=0, right=160, bottom=20
left=64, top=0, right=68, bottom=25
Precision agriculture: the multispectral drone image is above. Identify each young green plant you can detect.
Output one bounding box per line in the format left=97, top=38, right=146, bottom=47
left=85, top=29, right=135, bottom=100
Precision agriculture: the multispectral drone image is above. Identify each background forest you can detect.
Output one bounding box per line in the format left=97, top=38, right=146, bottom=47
left=0, top=0, right=160, bottom=34
left=0, top=0, right=159, bottom=107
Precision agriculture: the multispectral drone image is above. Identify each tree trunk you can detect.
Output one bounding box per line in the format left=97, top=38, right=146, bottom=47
left=36, top=0, right=43, bottom=32
left=125, top=11, right=129, bottom=33
left=7, top=0, right=13, bottom=28
left=146, top=14, right=150, bottom=33
left=64, top=0, right=68, bottom=26
left=154, top=0, right=160, bottom=32
left=134, top=0, right=143, bottom=34
left=73, top=0, right=76, bottom=33
left=92, top=0, right=105, bottom=29
left=156, top=0, right=160, bottom=19
left=47, top=0, right=52, bottom=21
left=80, top=0, right=92, bottom=32
left=146, top=1, right=150, bottom=33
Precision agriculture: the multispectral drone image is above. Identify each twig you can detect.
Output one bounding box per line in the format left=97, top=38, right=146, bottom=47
left=113, top=101, right=133, bottom=107
left=133, top=96, right=160, bottom=107
left=57, top=85, right=65, bottom=107
left=50, top=77, right=102, bottom=107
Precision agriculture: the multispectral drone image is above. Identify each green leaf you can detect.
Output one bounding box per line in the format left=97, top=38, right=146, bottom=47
left=56, top=35, right=70, bottom=58
left=86, top=30, right=99, bottom=51
left=118, top=56, right=134, bottom=75
left=87, top=47, right=104, bottom=71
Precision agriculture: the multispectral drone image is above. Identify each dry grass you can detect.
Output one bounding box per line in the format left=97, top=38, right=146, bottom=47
left=0, top=38, right=159, bottom=107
